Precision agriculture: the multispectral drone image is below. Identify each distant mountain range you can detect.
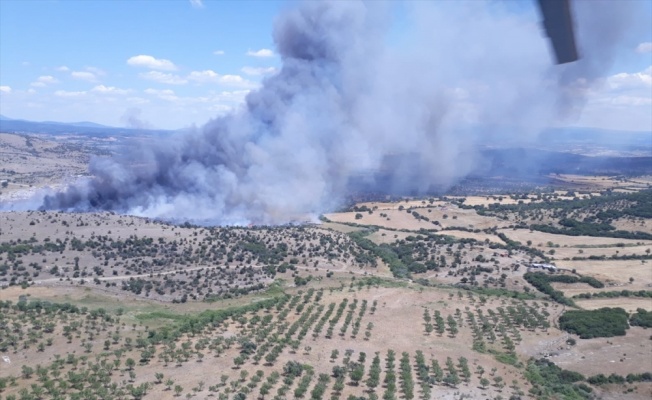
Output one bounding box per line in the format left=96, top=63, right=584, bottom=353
left=0, top=115, right=174, bottom=137
left=1, top=115, right=649, bottom=152
left=41, top=120, right=112, bottom=129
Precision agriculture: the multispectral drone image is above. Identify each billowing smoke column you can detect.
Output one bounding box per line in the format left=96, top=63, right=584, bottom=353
left=27, top=1, right=646, bottom=224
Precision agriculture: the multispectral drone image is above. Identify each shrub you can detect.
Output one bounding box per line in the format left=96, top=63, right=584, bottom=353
left=629, top=308, right=652, bottom=328
left=559, top=308, right=629, bottom=339
left=523, top=272, right=575, bottom=306
left=524, top=359, right=587, bottom=399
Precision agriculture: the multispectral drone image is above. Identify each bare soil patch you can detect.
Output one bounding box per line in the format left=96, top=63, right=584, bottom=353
left=549, top=327, right=652, bottom=377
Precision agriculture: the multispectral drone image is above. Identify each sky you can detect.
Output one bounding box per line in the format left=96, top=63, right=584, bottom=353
left=0, top=0, right=651, bottom=132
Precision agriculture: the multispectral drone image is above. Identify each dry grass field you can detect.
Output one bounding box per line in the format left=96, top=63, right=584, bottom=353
left=550, top=174, right=652, bottom=191
left=0, top=133, right=103, bottom=202
left=325, top=204, right=508, bottom=232
left=1, top=132, right=652, bottom=399
left=497, top=228, right=652, bottom=249
left=554, top=259, right=652, bottom=286
left=612, top=217, right=652, bottom=234
left=448, top=192, right=594, bottom=207
left=575, top=297, right=652, bottom=312
left=550, top=244, right=652, bottom=260
left=548, top=326, right=652, bottom=376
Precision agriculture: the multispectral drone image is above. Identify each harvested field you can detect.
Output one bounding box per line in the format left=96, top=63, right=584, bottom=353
left=326, top=205, right=507, bottom=232
left=556, top=259, right=652, bottom=286
left=575, top=297, right=652, bottom=312
left=434, top=229, right=505, bottom=244
left=549, top=327, right=652, bottom=377
left=318, top=221, right=365, bottom=233
left=365, top=229, right=413, bottom=244
left=449, top=195, right=533, bottom=206
left=498, top=228, right=652, bottom=248
left=552, top=244, right=652, bottom=260
left=612, top=217, right=652, bottom=235
left=550, top=174, right=652, bottom=191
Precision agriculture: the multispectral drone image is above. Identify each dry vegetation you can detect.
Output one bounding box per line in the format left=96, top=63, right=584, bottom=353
left=0, top=133, right=108, bottom=202
left=1, top=132, right=651, bottom=400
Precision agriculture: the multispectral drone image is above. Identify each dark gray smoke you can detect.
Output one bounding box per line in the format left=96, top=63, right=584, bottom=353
left=9, top=0, right=646, bottom=224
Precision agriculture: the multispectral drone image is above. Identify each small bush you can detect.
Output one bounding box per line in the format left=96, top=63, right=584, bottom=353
left=629, top=308, right=652, bottom=328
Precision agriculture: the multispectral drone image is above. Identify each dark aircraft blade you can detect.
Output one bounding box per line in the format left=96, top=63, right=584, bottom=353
left=537, top=0, right=579, bottom=64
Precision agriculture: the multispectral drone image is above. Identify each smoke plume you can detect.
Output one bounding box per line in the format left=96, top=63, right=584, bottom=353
left=11, top=0, right=646, bottom=224
left=121, top=108, right=153, bottom=130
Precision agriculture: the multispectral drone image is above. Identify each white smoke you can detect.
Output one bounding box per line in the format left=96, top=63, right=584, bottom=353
left=8, top=0, right=647, bottom=224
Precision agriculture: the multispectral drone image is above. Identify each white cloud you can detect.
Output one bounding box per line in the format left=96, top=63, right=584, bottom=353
left=54, top=90, right=86, bottom=98
left=37, top=75, right=58, bottom=84
left=139, top=71, right=187, bottom=85
left=144, top=88, right=172, bottom=95
left=0, top=86, right=11, bottom=93
left=636, top=42, right=652, bottom=54
left=241, top=66, right=277, bottom=76
left=214, top=90, right=250, bottom=101
left=219, top=74, right=258, bottom=88
left=85, top=66, right=106, bottom=76
left=208, top=104, right=233, bottom=113
left=127, top=97, right=150, bottom=105
left=213, top=50, right=225, bottom=56
left=187, top=70, right=258, bottom=88
left=606, top=66, right=652, bottom=91
left=144, top=88, right=179, bottom=101
left=246, top=48, right=274, bottom=58
left=127, top=55, right=178, bottom=71
left=91, top=85, right=131, bottom=95
left=578, top=66, right=652, bottom=131
left=189, top=0, right=204, bottom=8
left=187, top=70, right=220, bottom=83
left=610, top=95, right=652, bottom=106
left=30, top=75, right=58, bottom=87
left=71, top=71, right=98, bottom=82
left=56, top=66, right=70, bottom=72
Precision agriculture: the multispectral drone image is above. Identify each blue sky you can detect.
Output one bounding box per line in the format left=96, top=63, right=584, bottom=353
left=1, top=0, right=650, bottom=131
left=0, top=0, right=287, bottom=128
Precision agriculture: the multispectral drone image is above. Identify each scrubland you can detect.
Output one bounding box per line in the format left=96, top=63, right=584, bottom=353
left=1, top=132, right=651, bottom=399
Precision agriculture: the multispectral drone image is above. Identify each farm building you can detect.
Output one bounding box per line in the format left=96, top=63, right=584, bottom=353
left=529, top=263, right=557, bottom=271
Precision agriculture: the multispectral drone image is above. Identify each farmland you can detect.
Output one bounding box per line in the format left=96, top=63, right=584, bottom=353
left=1, top=132, right=651, bottom=399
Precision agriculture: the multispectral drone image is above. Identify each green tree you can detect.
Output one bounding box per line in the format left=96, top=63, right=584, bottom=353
left=350, top=364, right=365, bottom=386
left=21, top=365, right=34, bottom=379
left=234, top=355, right=245, bottom=369
left=444, top=373, right=460, bottom=388
left=480, top=378, right=489, bottom=389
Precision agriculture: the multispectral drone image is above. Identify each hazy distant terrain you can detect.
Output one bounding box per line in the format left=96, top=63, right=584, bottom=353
left=0, top=115, right=174, bottom=138
left=2, top=118, right=649, bottom=211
